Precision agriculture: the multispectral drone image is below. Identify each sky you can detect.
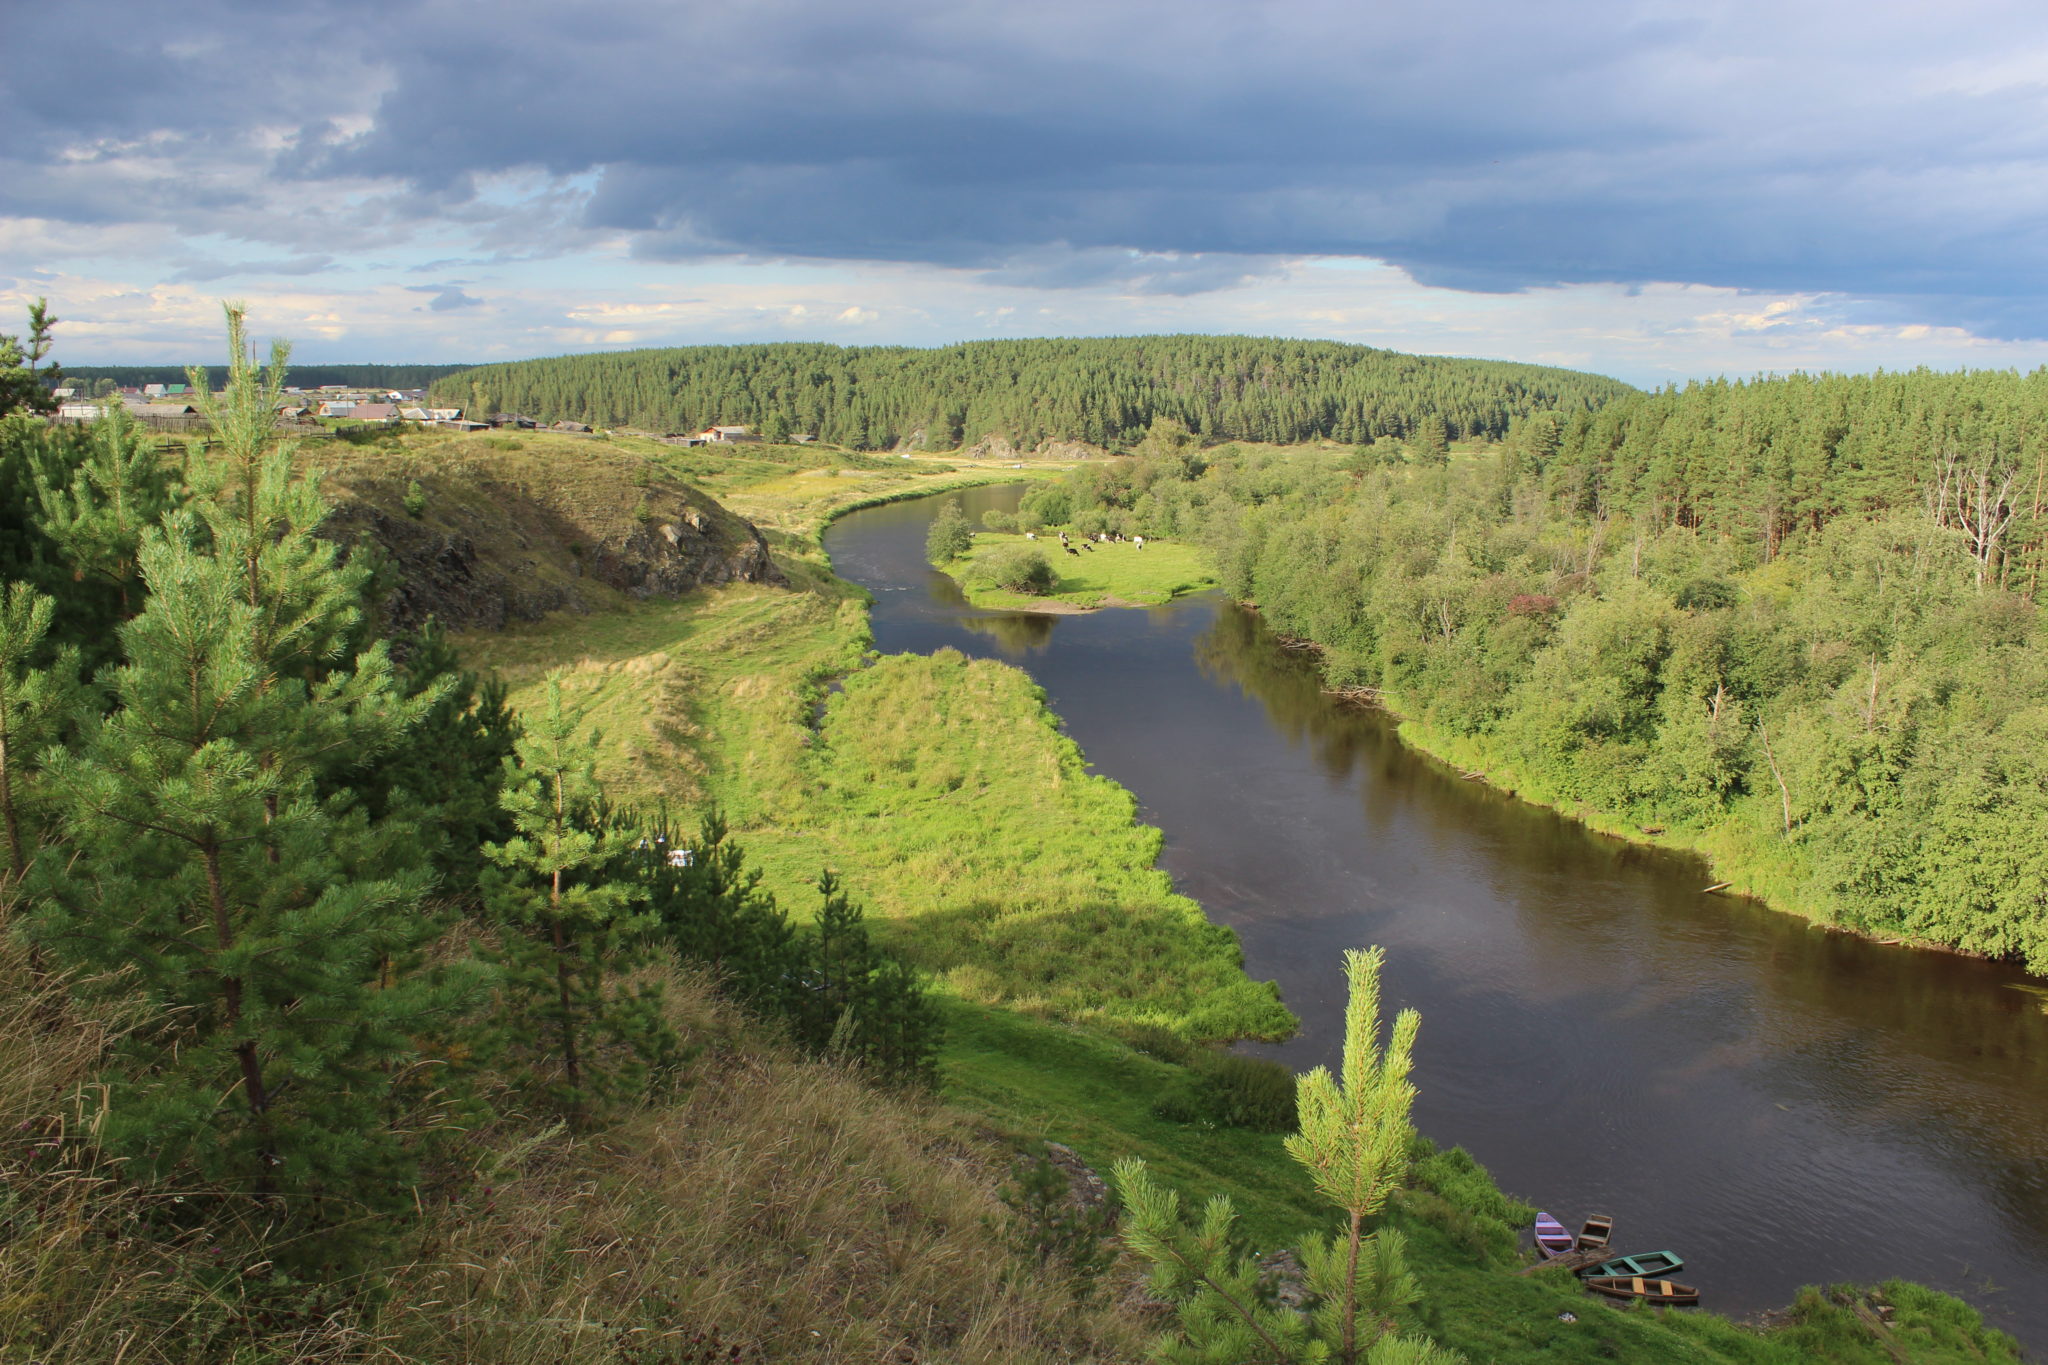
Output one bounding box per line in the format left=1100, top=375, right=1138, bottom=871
left=5, top=0, right=2048, bottom=387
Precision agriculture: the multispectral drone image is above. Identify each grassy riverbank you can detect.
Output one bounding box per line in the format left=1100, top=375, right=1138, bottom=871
left=448, top=448, right=2020, bottom=1364
left=942, top=530, right=1218, bottom=611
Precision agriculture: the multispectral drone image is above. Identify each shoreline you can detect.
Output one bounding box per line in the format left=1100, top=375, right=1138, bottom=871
left=1265, top=615, right=2025, bottom=976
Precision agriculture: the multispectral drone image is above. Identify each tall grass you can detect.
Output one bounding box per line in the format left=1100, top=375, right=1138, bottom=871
left=800, top=649, right=1292, bottom=1041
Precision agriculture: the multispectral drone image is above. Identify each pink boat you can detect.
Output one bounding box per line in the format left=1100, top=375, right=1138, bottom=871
left=1534, top=1212, right=1575, bottom=1258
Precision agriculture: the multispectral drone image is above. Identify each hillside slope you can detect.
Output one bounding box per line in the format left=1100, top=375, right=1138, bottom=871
left=317, top=430, right=782, bottom=633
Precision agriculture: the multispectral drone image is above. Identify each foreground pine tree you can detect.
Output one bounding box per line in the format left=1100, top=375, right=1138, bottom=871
left=482, top=673, right=669, bottom=1119
left=1113, top=947, right=1462, bottom=1365
left=31, top=399, right=180, bottom=622
left=0, top=584, right=79, bottom=962
left=792, top=870, right=942, bottom=1089
left=32, top=307, right=473, bottom=1231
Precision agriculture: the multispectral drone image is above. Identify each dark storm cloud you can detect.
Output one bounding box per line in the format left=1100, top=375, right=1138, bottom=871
left=8, top=0, right=2048, bottom=336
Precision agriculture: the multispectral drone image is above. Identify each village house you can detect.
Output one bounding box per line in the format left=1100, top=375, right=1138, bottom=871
left=349, top=403, right=399, bottom=424
left=697, top=424, right=759, bottom=443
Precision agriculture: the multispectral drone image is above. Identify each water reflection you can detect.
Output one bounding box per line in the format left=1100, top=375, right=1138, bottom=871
left=824, top=486, right=2048, bottom=1348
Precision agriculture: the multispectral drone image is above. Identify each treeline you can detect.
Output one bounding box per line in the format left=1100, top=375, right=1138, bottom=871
left=57, top=362, right=472, bottom=391
left=1537, top=368, right=2048, bottom=590
left=0, top=312, right=937, bottom=1282
left=1029, top=375, right=2048, bottom=972
left=430, top=336, right=1634, bottom=448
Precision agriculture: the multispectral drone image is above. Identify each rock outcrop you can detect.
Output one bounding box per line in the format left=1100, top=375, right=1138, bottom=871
left=320, top=445, right=783, bottom=634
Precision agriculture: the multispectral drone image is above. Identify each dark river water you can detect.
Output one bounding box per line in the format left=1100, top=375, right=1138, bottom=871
left=823, top=484, right=2048, bottom=1348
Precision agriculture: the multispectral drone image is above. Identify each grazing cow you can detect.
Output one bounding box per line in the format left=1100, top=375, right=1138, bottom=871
left=1081, top=541, right=1094, bottom=551
left=1025, top=532, right=1036, bottom=540
left=1134, top=535, right=1145, bottom=550
left=1065, top=545, right=1080, bottom=556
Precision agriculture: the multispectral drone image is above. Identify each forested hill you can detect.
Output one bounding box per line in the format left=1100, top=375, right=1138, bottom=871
left=430, top=336, right=1636, bottom=448
left=1537, top=368, right=2048, bottom=575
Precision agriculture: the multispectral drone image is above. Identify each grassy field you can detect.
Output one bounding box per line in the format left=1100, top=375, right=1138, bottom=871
left=444, top=443, right=2019, bottom=1365
left=944, top=530, right=1218, bottom=610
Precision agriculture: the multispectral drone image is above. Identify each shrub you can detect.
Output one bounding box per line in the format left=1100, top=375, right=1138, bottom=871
left=925, top=499, right=972, bottom=562
left=403, top=478, right=427, bottom=518
left=976, top=545, right=1056, bottom=596
left=981, top=509, right=1017, bottom=532
left=1148, top=1046, right=1298, bottom=1131
left=1192, top=1050, right=1297, bottom=1131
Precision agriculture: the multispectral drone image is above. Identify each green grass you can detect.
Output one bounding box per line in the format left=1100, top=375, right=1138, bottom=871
left=944, top=531, right=1218, bottom=610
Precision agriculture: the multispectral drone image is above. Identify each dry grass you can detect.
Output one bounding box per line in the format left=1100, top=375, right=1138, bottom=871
left=0, top=947, right=1151, bottom=1364
left=390, top=981, right=1149, bottom=1363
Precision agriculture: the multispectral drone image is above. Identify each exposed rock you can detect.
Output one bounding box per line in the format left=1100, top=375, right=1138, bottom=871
left=1256, top=1248, right=1311, bottom=1310
left=1039, top=1141, right=1110, bottom=1211
left=960, top=435, right=1109, bottom=461
left=320, top=447, right=784, bottom=635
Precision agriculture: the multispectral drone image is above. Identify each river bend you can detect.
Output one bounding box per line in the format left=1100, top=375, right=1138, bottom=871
left=823, top=485, right=2048, bottom=1346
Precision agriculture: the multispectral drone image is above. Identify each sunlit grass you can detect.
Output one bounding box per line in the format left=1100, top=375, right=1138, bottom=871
left=947, top=531, right=1218, bottom=610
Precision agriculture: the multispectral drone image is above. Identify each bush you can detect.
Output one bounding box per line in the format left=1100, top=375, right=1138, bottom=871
left=925, top=499, right=972, bottom=562
left=1149, top=1047, right=1298, bottom=1131
left=981, top=509, right=1017, bottom=532
left=1193, top=1051, right=1297, bottom=1131
left=976, top=545, right=1056, bottom=595
left=1019, top=485, right=1072, bottom=527
left=403, top=478, right=427, bottom=518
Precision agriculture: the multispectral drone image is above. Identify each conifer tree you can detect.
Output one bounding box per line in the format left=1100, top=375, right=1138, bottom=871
left=1114, top=947, right=1459, bottom=1365
left=353, top=620, right=521, bottom=899
left=0, top=585, right=79, bottom=954
left=0, top=298, right=60, bottom=419
left=637, top=808, right=797, bottom=1005
left=1286, top=947, right=1430, bottom=1362
left=31, top=306, right=472, bottom=1222
left=482, top=674, right=668, bottom=1118
left=32, top=399, right=182, bottom=621
left=790, top=870, right=941, bottom=1089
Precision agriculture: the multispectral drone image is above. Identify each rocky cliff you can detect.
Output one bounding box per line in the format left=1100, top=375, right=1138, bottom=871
left=320, top=441, right=783, bottom=634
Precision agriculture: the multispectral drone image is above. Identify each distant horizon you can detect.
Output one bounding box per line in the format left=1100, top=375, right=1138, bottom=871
left=44, top=328, right=2048, bottom=394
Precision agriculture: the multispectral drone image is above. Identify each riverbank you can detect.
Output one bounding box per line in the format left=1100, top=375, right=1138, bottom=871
left=452, top=462, right=2022, bottom=1363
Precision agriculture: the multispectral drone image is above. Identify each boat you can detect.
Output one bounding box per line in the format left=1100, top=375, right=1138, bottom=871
left=1579, top=1251, right=1684, bottom=1279
left=1578, top=1214, right=1614, bottom=1251
left=1533, top=1212, right=1575, bottom=1258
left=1584, top=1275, right=1699, bottom=1306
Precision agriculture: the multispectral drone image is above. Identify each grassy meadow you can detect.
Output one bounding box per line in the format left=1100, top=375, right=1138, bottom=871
left=947, top=530, right=1218, bottom=610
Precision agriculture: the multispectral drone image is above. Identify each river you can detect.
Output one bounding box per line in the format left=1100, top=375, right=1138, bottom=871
left=823, top=483, right=2048, bottom=1348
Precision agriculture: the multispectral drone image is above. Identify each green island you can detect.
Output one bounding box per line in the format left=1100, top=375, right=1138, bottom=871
left=0, top=322, right=2031, bottom=1363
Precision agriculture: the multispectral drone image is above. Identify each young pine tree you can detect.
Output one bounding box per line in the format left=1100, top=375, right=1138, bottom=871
left=32, top=307, right=476, bottom=1227
left=482, top=674, right=669, bottom=1119
left=0, top=585, right=80, bottom=955
left=1113, top=947, right=1461, bottom=1365
left=352, top=620, right=521, bottom=902
left=791, top=870, right=941, bottom=1090
left=635, top=807, right=798, bottom=1009
left=32, top=399, right=182, bottom=620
